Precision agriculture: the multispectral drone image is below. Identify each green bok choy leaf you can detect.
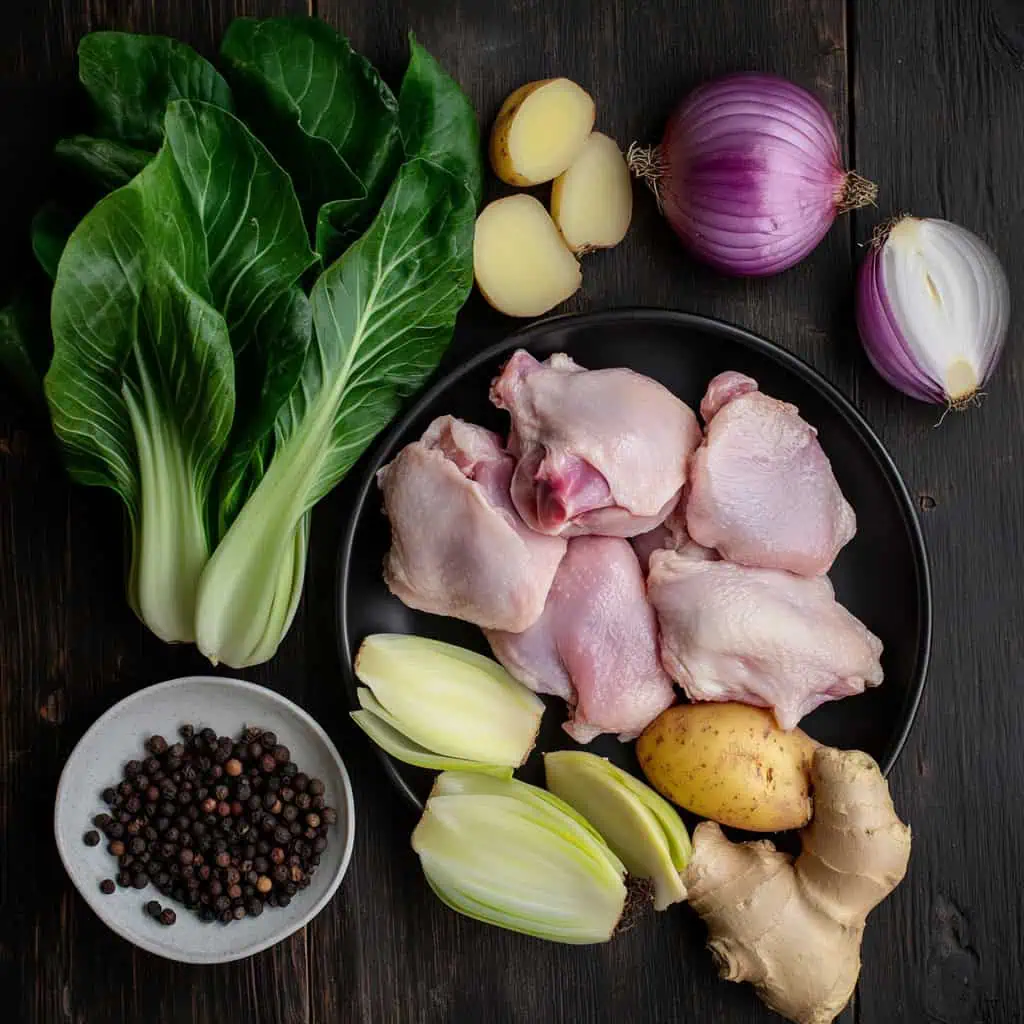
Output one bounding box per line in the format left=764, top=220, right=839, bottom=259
left=195, top=156, right=476, bottom=666
left=45, top=100, right=314, bottom=641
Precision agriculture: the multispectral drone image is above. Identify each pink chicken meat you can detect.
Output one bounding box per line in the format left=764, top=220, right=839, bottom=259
left=686, top=371, right=856, bottom=575
left=485, top=536, right=675, bottom=743
left=377, top=416, right=566, bottom=632
left=647, top=548, right=883, bottom=730
left=490, top=350, right=701, bottom=538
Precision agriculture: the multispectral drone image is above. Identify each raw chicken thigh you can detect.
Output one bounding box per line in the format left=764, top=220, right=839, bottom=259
left=631, top=499, right=716, bottom=572
left=647, top=549, right=883, bottom=730
left=686, top=371, right=856, bottom=576
left=377, top=415, right=566, bottom=632
left=490, top=350, right=701, bottom=538
left=485, top=536, right=675, bottom=743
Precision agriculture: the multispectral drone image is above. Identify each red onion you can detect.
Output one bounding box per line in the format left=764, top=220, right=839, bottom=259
left=856, top=216, right=1010, bottom=407
left=629, top=72, right=876, bottom=276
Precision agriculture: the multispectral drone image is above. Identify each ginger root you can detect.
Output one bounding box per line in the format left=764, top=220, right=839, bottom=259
left=684, top=747, right=911, bottom=1024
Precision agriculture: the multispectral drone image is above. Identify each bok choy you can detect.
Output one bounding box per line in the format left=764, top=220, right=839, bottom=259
left=37, top=18, right=481, bottom=663
left=195, top=156, right=476, bottom=666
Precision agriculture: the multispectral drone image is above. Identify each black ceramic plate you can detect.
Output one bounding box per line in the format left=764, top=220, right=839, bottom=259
left=338, top=309, right=931, bottom=810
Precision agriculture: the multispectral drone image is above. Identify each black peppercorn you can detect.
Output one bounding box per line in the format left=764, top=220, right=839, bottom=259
left=311, top=795, right=325, bottom=811
left=307, top=778, right=325, bottom=797
left=99, top=879, right=115, bottom=895
left=159, top=908, right=176, bottom=926
left=102, top=787, right=117, bottom=804
left=130, top=837, right=146, bottom=855
left=83, top=830, right=100, bottom=847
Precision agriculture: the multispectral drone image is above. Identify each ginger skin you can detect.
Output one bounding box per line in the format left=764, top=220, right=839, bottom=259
left=684, top=747, right=911, bottom=1024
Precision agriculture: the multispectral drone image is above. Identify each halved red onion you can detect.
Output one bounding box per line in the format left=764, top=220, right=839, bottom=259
left=629, top=72, right=876, bottom=276
left=856, top=216, right=1010, bottom=406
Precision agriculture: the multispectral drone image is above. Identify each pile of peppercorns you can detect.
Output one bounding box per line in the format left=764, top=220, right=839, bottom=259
left=84, top=724, right=337, bottom=925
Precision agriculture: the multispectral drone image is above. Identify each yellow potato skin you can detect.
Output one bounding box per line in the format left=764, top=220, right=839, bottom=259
left=636, top=703, right=818, bottom=832
left=489, top=81, right=551, bottom=185
left=489, top=79, right=595, bottom=186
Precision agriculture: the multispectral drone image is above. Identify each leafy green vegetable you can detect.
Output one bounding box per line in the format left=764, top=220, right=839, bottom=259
left=78, top=32, right=233, bottom=149
left=159, top=100, right=318, bottom=536
left=195, top=157, right=476, bottom=667
left=30, top=203, right=78, bottom=280
left=220, top=17, right=401, bottom=252
left=55, top=135, right=151, bottom=191
left=45, top=100, right=315, bottom=642
left=46, top=133, right=235, bottom=642
left=213, top=286, right=312, bottom=537
left=398, top=34, right=483, bottom=208
left=0, top=295, right=50, bottom=403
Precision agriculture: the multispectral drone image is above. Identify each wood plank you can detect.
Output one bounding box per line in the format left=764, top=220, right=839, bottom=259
left=310, top=1, right=853, bottom=1022
left=850, top=1, right=1024, bottom=1021
left=0, top=4, right=313, bottom=1024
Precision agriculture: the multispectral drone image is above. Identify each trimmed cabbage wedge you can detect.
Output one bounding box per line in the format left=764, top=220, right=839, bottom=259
left=544, top=750, right=691, bottom=910
left=351, top=635, right=542, bottom=775
left=412, top=772, right=627, bottom=943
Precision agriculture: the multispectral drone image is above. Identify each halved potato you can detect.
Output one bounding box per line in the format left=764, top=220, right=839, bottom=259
left=473, top=195, right=582, bottom=317
left=489, top=78, right=595, bottom=186
left=551, top=132, right=633, bottom=253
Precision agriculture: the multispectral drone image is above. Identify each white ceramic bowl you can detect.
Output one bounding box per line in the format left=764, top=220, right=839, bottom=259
left=54, top=676, right=355, bottom=964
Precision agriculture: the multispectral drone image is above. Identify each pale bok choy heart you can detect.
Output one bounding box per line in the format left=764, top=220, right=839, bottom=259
left=544, top=751, right=692, bottom=910
left=194, top=157, right=477, bottom=667
left=412, top=772, right=628, bottom=944
left=350, top=635, right=544, bottom=776
left=45, top=100, right=316, bottom=642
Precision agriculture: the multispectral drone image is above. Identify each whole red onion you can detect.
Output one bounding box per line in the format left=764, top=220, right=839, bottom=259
left=630, top=72, right=877, bottom=276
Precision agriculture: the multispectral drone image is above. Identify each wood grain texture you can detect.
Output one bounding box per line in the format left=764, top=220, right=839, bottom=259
left=1, top=0, right=1021, bottom=1021
left=850, top=2, right=1024, bottom=1023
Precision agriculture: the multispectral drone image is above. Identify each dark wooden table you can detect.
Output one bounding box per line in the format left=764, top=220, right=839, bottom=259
left=2, top=1, right=1022, bottom=1021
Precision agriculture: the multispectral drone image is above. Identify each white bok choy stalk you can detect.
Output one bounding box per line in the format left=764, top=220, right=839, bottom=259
left=351, top=635, right=544, bottom=775
left=195, top=158, right=477, bottom=666
left=412, top=772, right=628, bottom=944
left=544, top=751, right=692, bottom=910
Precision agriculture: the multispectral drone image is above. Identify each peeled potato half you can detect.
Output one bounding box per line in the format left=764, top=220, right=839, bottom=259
left=489, top=78, right=596, bottom=186
left=473, top=195, right=582, bottom=317
left=551, top=132, right=633, bottom=253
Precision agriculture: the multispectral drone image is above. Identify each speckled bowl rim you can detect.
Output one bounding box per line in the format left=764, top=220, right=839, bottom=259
left=54, top=675, right=356, bottom=964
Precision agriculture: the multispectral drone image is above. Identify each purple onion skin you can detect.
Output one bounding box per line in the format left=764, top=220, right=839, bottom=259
left=855, top=246, right=946, bottom=403
left=660, top=73, right=849, bottom=276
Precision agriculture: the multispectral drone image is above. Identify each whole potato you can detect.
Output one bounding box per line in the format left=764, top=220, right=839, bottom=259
left=636, top=703, right=818, bottom=832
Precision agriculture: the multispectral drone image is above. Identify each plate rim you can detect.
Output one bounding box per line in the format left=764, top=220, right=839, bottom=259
left=337, top=307, right=933, bottom=812
left=53, top=675, right=357, bottom=964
